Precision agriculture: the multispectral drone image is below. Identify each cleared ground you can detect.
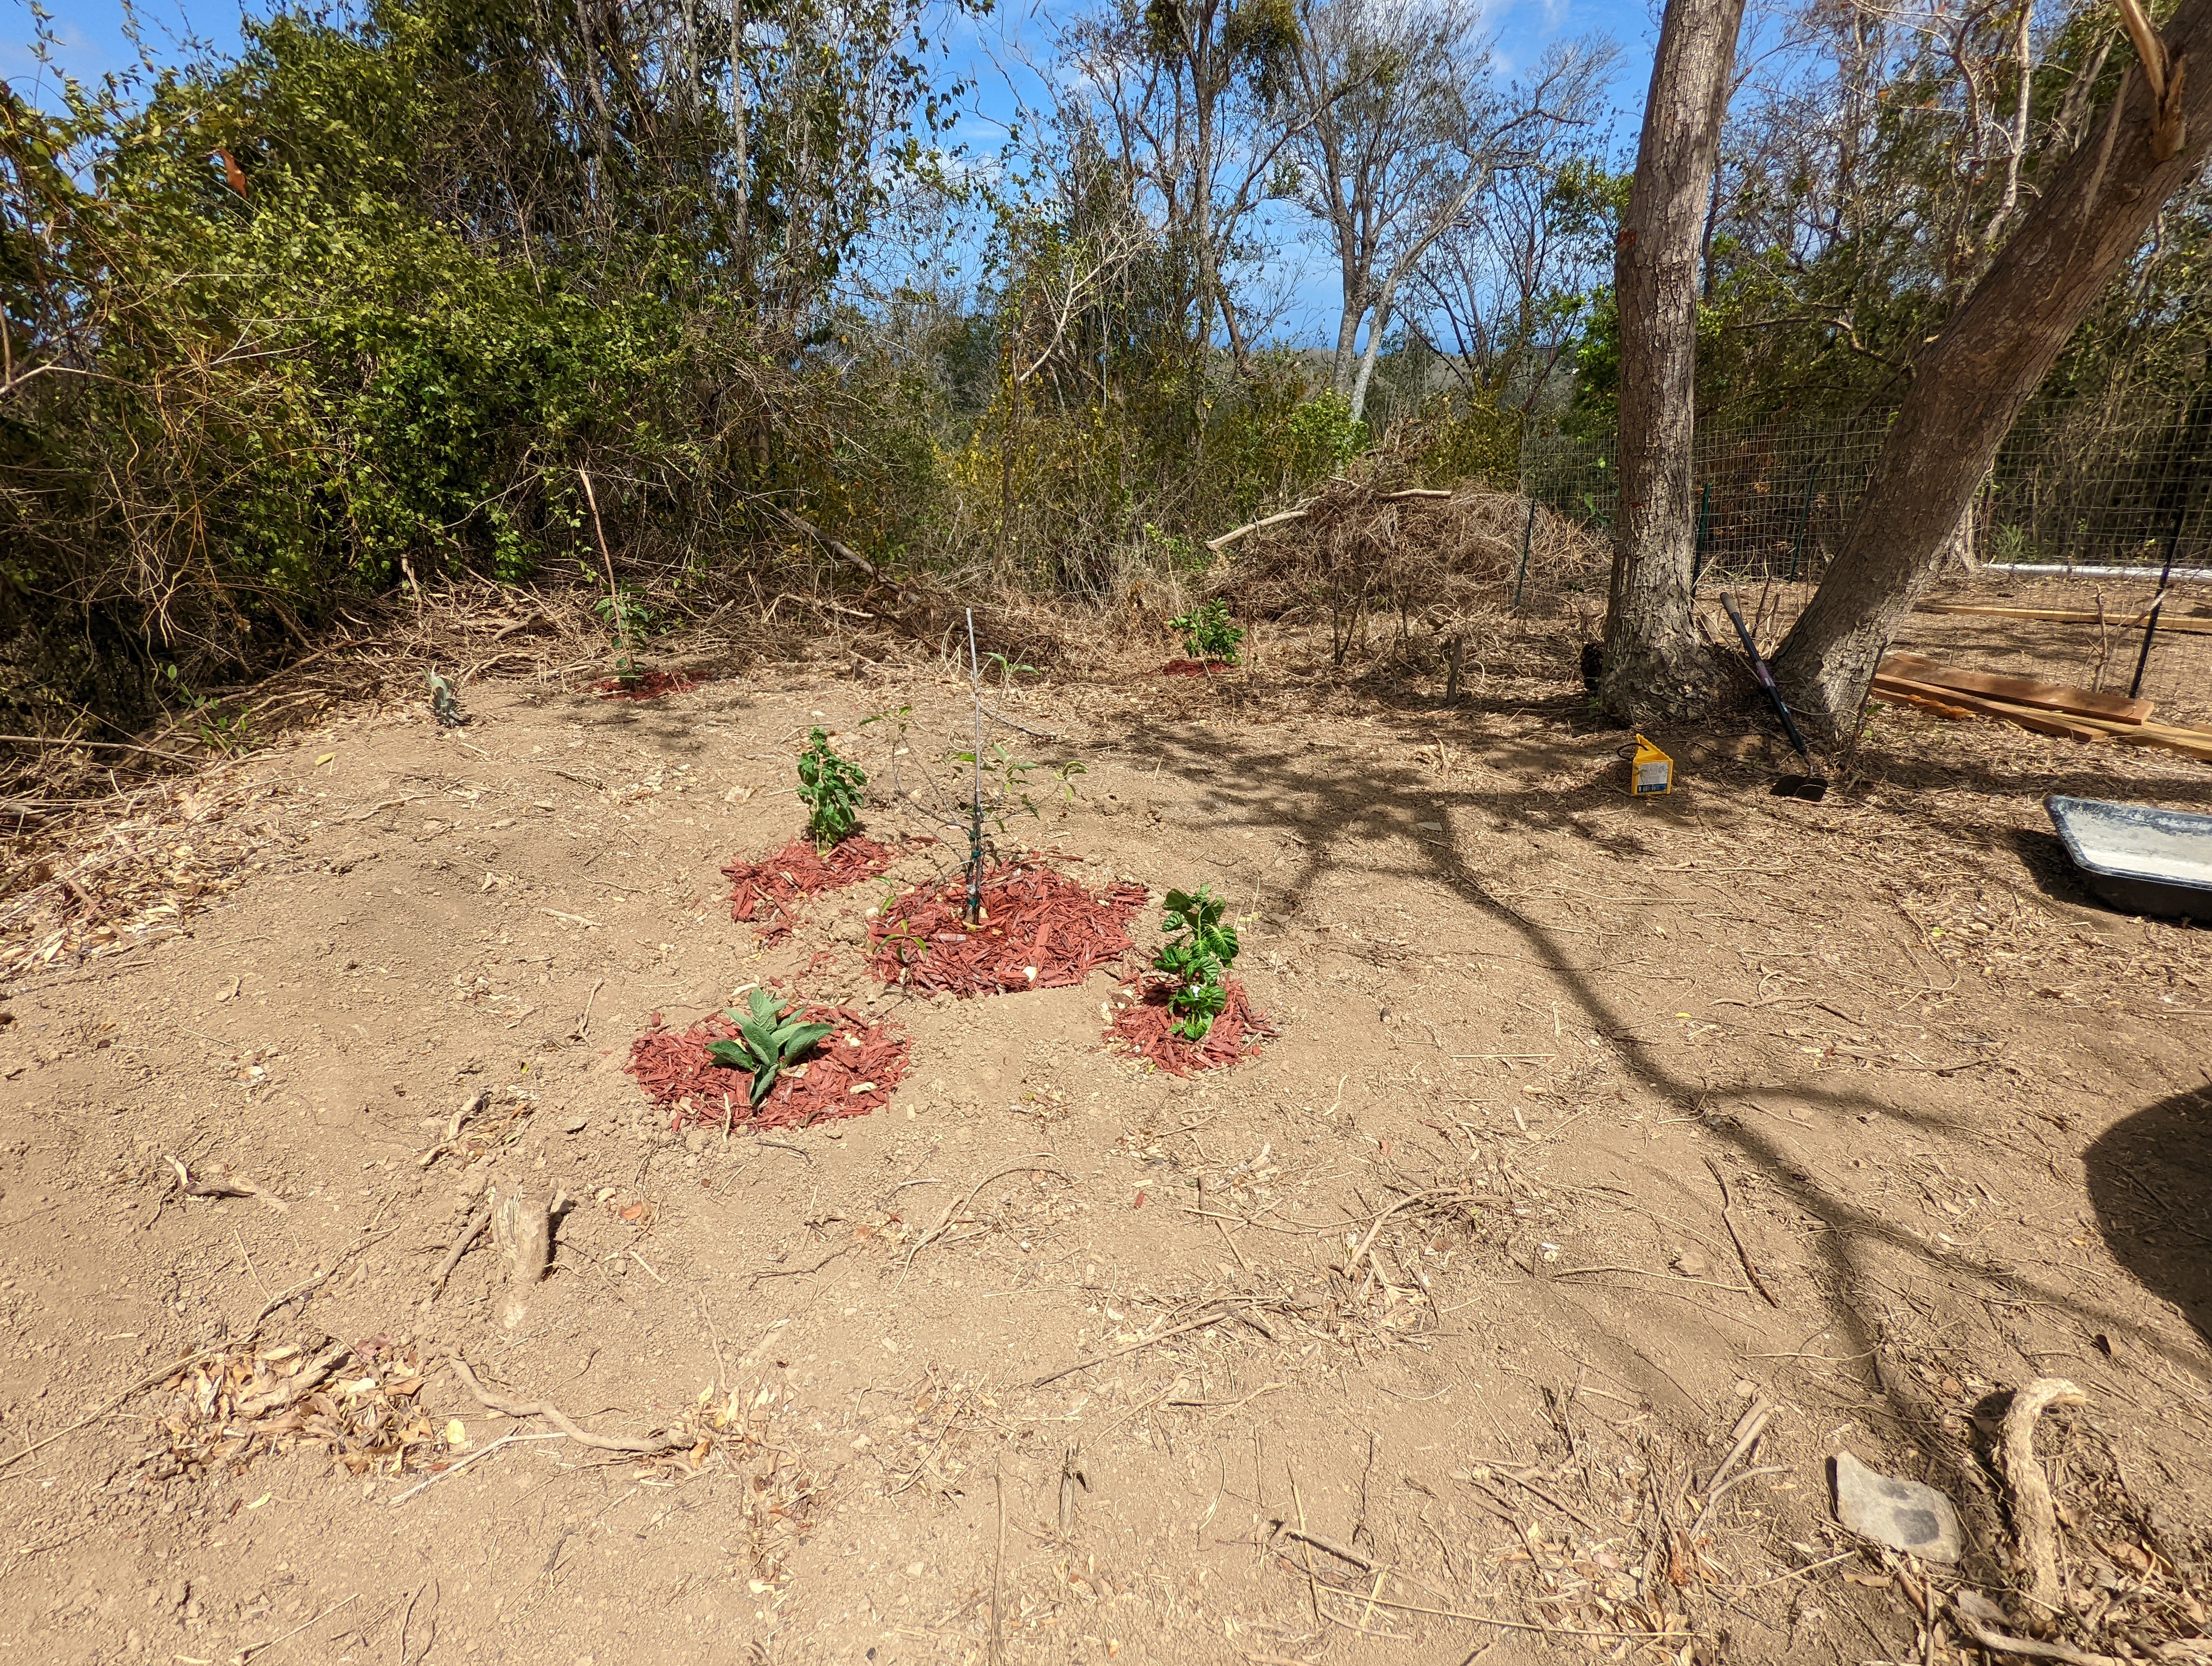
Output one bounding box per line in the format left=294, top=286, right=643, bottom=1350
left=1, top=604, right=2207, bottom=1665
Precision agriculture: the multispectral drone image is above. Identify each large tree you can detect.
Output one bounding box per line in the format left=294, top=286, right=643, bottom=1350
left=1284, top=2, right=1608, bottom=424
left=1772, top=0, right=2212, bottom=729
left=1598, top=0, right=1748, bottom=719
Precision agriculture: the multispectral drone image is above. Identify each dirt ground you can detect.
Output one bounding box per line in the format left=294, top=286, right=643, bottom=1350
left=2, top=589, right=2208, bottom=1666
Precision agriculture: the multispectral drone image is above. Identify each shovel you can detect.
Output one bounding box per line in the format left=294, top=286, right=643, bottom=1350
left=1718, top=592, right=1827, bottom=802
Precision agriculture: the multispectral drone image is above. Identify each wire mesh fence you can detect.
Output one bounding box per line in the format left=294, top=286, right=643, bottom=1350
left=1518, top=392, right=2212, bottom=584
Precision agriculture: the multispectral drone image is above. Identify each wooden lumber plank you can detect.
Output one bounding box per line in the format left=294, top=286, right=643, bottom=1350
left=1877, top=653, right=2152, bottom=724
left=1873, top=673, right=2212, bottom=762
left=1869, top=675, right=2113, bottom=741
left=1913, top=603, right=2212, bottom=636
left=2112, top=728, right=2212, bottom=763
left=1871, top=687, right=1975, bottom=720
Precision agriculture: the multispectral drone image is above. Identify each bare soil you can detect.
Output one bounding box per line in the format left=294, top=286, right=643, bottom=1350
left=2, top=600, right=2208, bottom=1666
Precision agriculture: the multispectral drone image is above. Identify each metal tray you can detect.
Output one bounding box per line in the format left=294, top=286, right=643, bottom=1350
left=2046, top=795, right=2212, bottom=921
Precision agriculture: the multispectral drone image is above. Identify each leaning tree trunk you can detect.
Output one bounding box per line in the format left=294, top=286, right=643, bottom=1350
left=1599, top=0, right=1749, bottom=721
left=1773, top=0, right=2212, bottom=732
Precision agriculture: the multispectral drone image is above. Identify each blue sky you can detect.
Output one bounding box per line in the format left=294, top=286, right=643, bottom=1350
left=6, top=0, right=1658, bottom=344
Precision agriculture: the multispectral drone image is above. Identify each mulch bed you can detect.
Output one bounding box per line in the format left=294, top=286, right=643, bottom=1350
left=725, top=836, right=896, bottom=943
left=626, top=1002, right=910, bottom=1130
left=593, top=670, right=700, bottom=701
left=1104, top=976, right=1274, bottom=1075
left=867, top=860, right=1149, bottom=995
left=1161, top=658, right=1231, bottom=677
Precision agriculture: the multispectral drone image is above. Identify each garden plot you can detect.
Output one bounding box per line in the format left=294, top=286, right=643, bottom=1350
left=0, top=634, right=2207, bottom=1666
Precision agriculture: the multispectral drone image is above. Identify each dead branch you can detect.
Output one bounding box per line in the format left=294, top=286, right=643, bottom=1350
left=2003, top=1378, right=2088, bottom=1612
left=1703, top=1158, right=1781, bottom=1308
left=445, top=1355, right=682, bottom=1455
left=427, top=1207, right=490, bottom=1298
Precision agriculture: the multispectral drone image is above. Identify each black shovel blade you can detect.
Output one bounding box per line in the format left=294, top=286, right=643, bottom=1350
left=1771, top=774, right=1829, bottom=802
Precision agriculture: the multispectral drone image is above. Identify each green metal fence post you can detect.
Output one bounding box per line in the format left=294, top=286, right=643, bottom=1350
left=1788, top=464, right=1821, bottom=582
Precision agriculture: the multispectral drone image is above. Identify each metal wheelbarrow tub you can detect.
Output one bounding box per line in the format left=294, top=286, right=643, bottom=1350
left=2045, top=795, right=2212, bottom=921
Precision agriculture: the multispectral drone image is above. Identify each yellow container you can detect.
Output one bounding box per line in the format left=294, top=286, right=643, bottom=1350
left=1628, top=734, right=1673, bottom=796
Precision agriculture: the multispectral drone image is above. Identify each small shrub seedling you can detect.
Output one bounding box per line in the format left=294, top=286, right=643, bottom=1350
left=706, top=990, right=838, bottom=1107
left=1155, top=884, right=1239, bottom=1041
left=796, top=727, right=866, bottom=850
left=1168, top=599, right=1243, bottom=665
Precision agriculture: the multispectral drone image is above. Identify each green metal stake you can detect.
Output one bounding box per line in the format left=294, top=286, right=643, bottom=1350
left=1511, top=498, right=1536, bottom=612
left=1691, top=481, right=1712, bottom=586
left=1787, top=464, right=1821, bottom=582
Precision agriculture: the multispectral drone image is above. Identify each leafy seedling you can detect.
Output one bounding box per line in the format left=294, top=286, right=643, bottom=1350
left=796, top=726, right=866, bottom=850
left=1168, top=599, right=1243, bottom=665
left=1155, top=884, right=1239, bottom=1041
left=706, top=990, right=837, bottom=1107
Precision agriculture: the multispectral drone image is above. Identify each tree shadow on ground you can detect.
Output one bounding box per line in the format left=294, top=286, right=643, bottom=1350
left=2086, top=1085, right=2212, bottom=1352
left=1113, top=693, right=2212, bottom=1580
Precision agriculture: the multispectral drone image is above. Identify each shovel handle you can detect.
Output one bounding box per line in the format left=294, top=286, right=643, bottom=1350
left=1719, top=593, right=1814, bottom=763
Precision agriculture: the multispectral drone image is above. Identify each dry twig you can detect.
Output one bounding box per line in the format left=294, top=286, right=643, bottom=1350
left=445, top=1355, right=682, bottom=1455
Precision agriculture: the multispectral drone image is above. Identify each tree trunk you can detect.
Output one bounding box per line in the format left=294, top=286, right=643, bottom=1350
left=1331, top=284, right=1364, bottom=396
left=1347, top=274, right=1398, bottom=422
left=1773, top=2, right=2212, bottom=731
left=1599, top=0, right=1747, bottom=720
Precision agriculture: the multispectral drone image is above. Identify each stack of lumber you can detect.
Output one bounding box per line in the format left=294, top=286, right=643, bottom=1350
left=1872, top=652, right=2212, bottom=762
left=1914, top=601, right=2212, bottom=636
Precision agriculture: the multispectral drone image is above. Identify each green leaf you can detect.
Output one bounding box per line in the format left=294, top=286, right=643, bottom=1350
left=771, top=1021, right=837, bottom=1058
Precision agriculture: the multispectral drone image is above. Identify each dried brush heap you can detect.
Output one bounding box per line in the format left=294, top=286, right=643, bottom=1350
left=1213, top=477, right=1606, bottom=671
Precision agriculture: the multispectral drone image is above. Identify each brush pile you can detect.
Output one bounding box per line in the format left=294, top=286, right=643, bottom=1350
left=724, top=836, right=898, bottom=944
left=627, top=1002, right=909, bottom=1129
left=1212, top=480, right=1604, bottom=662
left=868, top=861, right=1149, bottom=995
left=1103, top=977, right=1274, bottom=1075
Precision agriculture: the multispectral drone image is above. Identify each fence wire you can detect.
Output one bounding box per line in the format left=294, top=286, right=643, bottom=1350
left=1519, top=394, right=2212, bottom=584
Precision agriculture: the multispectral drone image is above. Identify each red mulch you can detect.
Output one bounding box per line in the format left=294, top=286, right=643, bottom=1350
left=1104, top=976, right=1274, bottom=1075
left=626, top=1002, right=910, bottom=1130
left=1161, top=658, right=1229, bottom=677
left=593, top=670, right=701, bottom=701
left=725, top=836, right=896, bottom=943
left=867, top=860, right=1148, bottom=995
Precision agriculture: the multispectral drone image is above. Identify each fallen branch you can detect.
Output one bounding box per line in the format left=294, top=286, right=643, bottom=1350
left=2003, top=1378, right=2087, bottom=1612
left=898, top=1158, right=1067, bottom=1284
left=1205, top=488, right=1455, bottom=553
left=1274, top=1523, right=1373, bottom=1572
left=427, top=1207, right=490, bottom=1298
left=1031, top=1302, right=1268, bottom=1389
left=0, top=1239, right=381, bottom=1473
left=1342, top=1187, right=1473, bottom=1281
left=1954, top=1618, right=2121, bottom=1666
left=445, top=1355, right=682, bottom=1455
left=167, top=1155, right=291, bottom=1213
left=1704, top=1158, right=1782, bottom=1308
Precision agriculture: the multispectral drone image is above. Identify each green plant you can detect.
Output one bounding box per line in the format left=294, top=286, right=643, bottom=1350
left=706, top=990, right=838, bottom=1107
left=1168, top=599, right=1244, bottom=664
left=1155, top=885, right=1240, bottom=1042
left=796, top=727, right=866, bottom=850
left=593, top=582, right=653, bottom=686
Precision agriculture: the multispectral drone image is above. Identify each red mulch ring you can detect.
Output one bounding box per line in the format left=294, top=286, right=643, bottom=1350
left=1103, top=976, right=1274, bottom=1075
left=626, top=1003, right=909, bottom=1130
left=1161, top=658, right=1230, bottom=677
left=725, top=836, right=896, bottom=943
left=867, top=861, right=1148, bottom=995
left=593, top=670, right=700, bottom=701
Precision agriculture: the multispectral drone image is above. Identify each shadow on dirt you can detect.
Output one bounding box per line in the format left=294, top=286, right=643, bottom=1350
left=2086, top=1086, right=2212, bottom=1350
